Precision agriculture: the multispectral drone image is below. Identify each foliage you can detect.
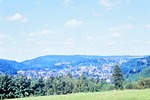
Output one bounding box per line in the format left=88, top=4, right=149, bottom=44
left=138, top=77, right=150, bottom=89
left=0, top=74, right=111, bottom=99
left=1, top=73, right=150, bottom=99
left=0, top=74, right=13, bottom=99
left=112, top=65, right=124, bottom=90
left=12, top=75, right=32, bottom=98
left=125, top=82, right=141, bottom=89
left=125, top=77, right=150, bottom=89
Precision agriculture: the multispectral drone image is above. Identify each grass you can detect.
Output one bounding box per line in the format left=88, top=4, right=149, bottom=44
left=7, top=89, right=150, bottom=100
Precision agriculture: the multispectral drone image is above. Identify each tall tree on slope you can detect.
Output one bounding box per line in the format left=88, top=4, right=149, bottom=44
left=112, top=65, right=124, bottom=90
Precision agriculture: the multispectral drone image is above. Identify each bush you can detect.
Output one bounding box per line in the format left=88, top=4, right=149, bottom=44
left=125, top=82, right=141, bottom=89
left=138, top=77, right=150, bottom=89
left=125, top=77, right=150, bottom=89
left=104, top=84, right=115, bottom=91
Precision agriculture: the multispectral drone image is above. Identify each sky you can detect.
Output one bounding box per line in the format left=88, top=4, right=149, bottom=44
left=0, top=0, right=150, bottom=61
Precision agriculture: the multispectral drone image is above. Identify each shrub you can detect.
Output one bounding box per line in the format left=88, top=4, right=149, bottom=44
left=138, top=77, right=150, bottom=89
left=104, top=84, right=115, bottom=91
left=125, top=82, right=141, bottom=89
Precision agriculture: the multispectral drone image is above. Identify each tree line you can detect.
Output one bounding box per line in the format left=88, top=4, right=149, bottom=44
left=0, top=73, right=115, bottom=99
left=0, top=65, right=150, bottom=99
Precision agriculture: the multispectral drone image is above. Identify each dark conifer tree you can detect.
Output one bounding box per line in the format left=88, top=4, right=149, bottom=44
left=112, top=65, right=124, bottom=90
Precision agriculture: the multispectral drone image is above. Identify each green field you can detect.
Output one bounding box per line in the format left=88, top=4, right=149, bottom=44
left=7, top=89, right=150, bottom=100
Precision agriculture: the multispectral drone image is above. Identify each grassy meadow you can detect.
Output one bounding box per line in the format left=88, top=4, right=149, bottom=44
left=7, top=89, right=150, bottom=100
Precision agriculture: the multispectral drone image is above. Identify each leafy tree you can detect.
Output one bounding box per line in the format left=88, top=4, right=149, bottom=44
left=80, top=73, right=88, bottom=92
left=44, top=77, right=55, bottom=95
left=31, top=77, right=45, bottom=96
left=138, top=77, right=150, bottom=89
left=67, top=72, right=73, bottom=78
left=0, top=72, right=119, bottom=99
left=125, top=82, right=140, bottom=89
left=53, top=76, right=66, bottom=95
left=112, top=65, right=124, bottom=90
left=62, top=76, right=74, bottom=94
left=0, top=74, right=13, bottom=99
left=73, top=84, right=80, bottom=93
left=12, top=75, right=32, bottom=98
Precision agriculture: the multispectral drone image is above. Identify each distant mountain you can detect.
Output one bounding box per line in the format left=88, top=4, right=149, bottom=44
left=21, top=55, right=135, bottom=70
left=22, top=55, right=91, bottom=70
left=0, top=59, right=25, bottom=74
left=20, top=55, right=139, bottom=79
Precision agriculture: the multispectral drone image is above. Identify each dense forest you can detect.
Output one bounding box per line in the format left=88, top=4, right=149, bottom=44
left=0, top=73, right=113, bottom=99
left=0, top=73, right=150, bottom=99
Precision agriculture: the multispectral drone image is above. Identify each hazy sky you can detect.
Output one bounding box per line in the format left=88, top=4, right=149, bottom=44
left=0, top=0, right=150, bottom=61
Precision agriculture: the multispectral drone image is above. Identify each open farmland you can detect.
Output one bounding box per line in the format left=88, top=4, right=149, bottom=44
left=8, top=89, right=150, bottom=100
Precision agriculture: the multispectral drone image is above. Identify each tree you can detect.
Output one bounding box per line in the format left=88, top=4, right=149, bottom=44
left=31, top=77, right=45, bottom=96
left=0, top=74, right=13, bottom=99
left=138, top=77, right=150, bottom=89
left=44, top=77, right=55, bottom=95
left=12, top=75, right=31, bottom=98
left=112, top=65, right=124, bottom=90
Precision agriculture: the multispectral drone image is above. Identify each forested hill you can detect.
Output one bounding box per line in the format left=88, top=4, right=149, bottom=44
left=0, top=55, right=150, bottom=80
left=0, top=59, right=25, bottom=74
left=121, top=56, right=150, bottom=78
left=21, top=55, right=136, bottom=70
left=127, top=67, right=150, bottom=82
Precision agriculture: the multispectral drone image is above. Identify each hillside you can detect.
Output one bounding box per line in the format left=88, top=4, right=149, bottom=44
left=121, top=56, right=150, bottom=78
left=20, top=55, right=136, bottom=79
left=127, top=67, right=150, bottom=82
left=0, top=59, right=25, bottom=74
left=7, top=89, right=150, bottom=100
left=21, top=55, right=92, bottom=69
left=0, top=55, right=150, bottom=81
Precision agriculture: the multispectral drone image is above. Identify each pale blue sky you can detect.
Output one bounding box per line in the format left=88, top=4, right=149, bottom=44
left=0, top=0, right=150, bottom=61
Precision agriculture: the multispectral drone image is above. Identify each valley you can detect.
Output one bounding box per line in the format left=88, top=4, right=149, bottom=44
left=1, top=55, right=150, bottom=82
